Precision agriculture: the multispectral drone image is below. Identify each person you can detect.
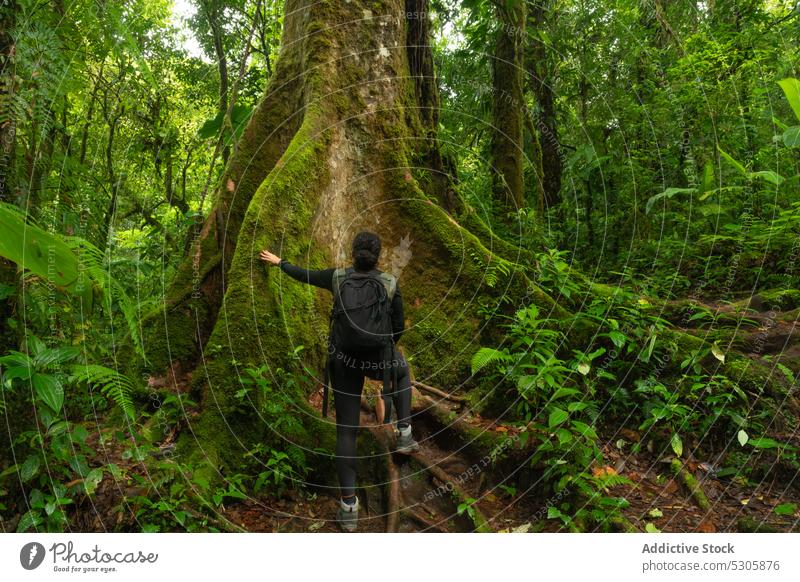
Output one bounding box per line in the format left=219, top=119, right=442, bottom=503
left=259, top=231, right=419, bottom=532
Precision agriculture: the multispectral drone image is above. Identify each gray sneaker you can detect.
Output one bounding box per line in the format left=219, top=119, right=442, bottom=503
left=395, top=425, right=420, bottom=454
left=336, top=497, right=359, bottom=532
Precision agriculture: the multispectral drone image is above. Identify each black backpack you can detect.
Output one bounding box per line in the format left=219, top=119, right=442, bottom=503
left=322, top=267, right=398, bottom=419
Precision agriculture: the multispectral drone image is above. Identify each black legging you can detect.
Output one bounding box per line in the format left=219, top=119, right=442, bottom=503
left=331, top=349, right=412, bottom=498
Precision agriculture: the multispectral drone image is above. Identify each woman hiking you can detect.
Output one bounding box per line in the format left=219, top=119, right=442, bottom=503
left=259, top=231, right=419, bottom=532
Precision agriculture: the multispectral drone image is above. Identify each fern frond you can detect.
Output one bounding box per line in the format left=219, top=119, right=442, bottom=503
left=72, top=364, right=136, bottom=421
left=471, top=347, right=513, bottom=375
left=65, top=237, right=147, bottom=361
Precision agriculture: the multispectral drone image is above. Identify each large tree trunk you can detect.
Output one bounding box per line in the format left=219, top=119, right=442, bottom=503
left=135, top=0, right=557, bottom=480
left=490, top=0, right=527, bottom=215
left=527, top=0, right=561, bottom=209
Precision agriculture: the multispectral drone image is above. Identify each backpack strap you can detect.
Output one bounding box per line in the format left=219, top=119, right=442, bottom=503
left=377, top=272, right=397, bottom=302
left=331, top=267, right=348, bottom=301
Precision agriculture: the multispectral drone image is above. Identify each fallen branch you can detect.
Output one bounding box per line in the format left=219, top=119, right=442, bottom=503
left=181, top=505, right=248, bottom=533
left=670, top=459, right=711, bottom=511
left=411, top=380, right=466, bottom=403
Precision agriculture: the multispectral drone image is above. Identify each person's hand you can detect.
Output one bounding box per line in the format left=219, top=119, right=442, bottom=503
left=259, top=249, right=282, bottom=266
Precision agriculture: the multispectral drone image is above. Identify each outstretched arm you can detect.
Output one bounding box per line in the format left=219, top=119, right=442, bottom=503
left=259, top=249, right=334, bottom=291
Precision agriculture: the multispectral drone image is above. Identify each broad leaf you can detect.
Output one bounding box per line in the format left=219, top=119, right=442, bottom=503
left=717, top=146, right=746, bottom=175
left=0, top=203, right=93, bottom=306
left=32, top=373, right=64, bottom=414
left=783, top=126, right=800, bottom=147
left=778, top=78, right=800, bottom=122
left=748, top=170, right=784, bottom=185
left=711, top=341, right=726, bottom=363
left=645, top=187, right=696, bottom=214
left=548, top=407, right=568, bottom=428
left=737, top=430, right=748, bottom=447
left=670, top=433, right=683, bottom=457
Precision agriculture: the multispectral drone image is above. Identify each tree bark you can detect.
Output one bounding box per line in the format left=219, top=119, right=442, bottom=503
left=133, top=0, right=557, bottom=480
left=490, top=0, right=527, bottom=215
left=526, top=0, right=561, bottom=209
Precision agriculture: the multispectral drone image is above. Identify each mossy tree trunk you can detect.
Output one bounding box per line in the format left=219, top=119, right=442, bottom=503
left=526, top=0, right=561, bottom=208
left=490, top=0, right=527, bottom=215
left=136, top=0, right=558, bottom=480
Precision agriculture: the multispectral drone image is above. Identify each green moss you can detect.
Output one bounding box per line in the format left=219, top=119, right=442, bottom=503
left=670, top=458, right=711, bottom=511
left=176, top=102, right=338, bottom=476
left=744, top=288, right=800, bottom=312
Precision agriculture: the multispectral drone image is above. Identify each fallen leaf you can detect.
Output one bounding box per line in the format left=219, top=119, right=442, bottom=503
left=620, top=429, right=641, bottom=442
left=592, top=465, right=618, bottom=478
left=697, top=520, right=716, bottom=533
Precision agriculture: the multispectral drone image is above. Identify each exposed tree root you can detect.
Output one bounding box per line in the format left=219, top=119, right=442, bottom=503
left=366, top=425, right=402, bottom=533
left=411, top=380, right=467, bottom=403
left=402, top=507, right=447, bottom=532
left=407, top=450, right=492, bottom=532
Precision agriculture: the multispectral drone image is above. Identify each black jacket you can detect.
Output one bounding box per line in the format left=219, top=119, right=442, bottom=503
left=279, top=260, right=405, bottom=343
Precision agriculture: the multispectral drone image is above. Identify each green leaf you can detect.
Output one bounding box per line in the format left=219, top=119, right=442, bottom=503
left=71, top=365, right=136, bottom=420
left=567, top=401, right=589, bottom=412
left=737, top=430, right=748, bottom=447
left=641, top=334, right=657, bottom=363
left=778, top=78, right=800, bottom=122
left=648, top=508, right=663, bottom=518
left=773, top=503, right=797, bottom=516
left=471, top=347, right=512, bottom=374
left=700, top=162, right=715, bottom=195
left=782, top=126, right=800, bottom=147
left=84, top=468, right=104, bottom=495
left=197, top=105, right=254, bottom=139
left=555, top=428, right=573, bottom=445
left=645, top=522, right=661, bottom=533
left=711, top=341, right=726, bottom=363
left=550, top=387, right=580, bottom=400
left=548, top=407, right=568, bottom=428
left=16, top=510, right=43, bottom=532
left=749, top=437, right=781, bottom=449
left=0, top=203, right=93, bottom=306
left=19, top=454, right=41, bottom=483
left=608, top=330, right=626, bottom=348
left=32, top=373, right=64, bottom=414
left=570, top=420, right=597, bottom=439
left=717, top=146, right=747, bottom=175
left=645, top=187, right=696, bottom=214
left=0, top=282, right=15, bottom=300
left=72, top=424, right=89, bottom=445
left=546, top=506, right=562, bottom=519
left=577, top=362, right=590, bottom=375
left=670, top=433, right=683, bottom=458
left=748, top=170, right=784, bottom=185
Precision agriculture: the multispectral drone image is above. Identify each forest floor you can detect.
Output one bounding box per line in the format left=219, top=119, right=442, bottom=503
left=7, top=297, right=798, bottom=534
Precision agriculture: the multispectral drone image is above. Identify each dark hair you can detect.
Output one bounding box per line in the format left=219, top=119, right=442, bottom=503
left=352, top=231, right=381, bottom=271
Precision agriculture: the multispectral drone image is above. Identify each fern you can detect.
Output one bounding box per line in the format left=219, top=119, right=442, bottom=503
left=65, top=237, right=147, bottom=361
left=71, top=365, right=136, bottom=421
left=471, top=347, right=513, bottom=375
